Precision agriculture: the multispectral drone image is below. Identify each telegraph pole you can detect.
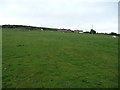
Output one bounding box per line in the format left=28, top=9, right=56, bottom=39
left=92, top=25, right=93, bottom=29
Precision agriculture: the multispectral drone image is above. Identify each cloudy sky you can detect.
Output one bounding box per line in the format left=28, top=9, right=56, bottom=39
left=0, top=0, right=119, bottom=33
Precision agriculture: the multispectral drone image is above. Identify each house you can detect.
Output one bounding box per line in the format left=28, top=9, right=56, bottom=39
left=74, top=30, right=83, bottom=33
left=66, top=29, right=72, bottom=32
left=79, top=30, right=83, bottom=33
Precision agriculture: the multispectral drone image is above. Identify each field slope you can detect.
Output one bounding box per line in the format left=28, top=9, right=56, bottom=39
left=2, top=29, right=118, bottom=88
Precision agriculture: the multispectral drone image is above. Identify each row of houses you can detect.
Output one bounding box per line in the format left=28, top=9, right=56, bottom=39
left=58, top=29, right=83, bottom=33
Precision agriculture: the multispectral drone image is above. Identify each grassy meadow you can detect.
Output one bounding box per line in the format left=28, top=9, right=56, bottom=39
left=2, top=28, right=118, bottom=88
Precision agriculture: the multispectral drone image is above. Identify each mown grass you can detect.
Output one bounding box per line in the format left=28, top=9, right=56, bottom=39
left=2, top=28, right=118, bottom=88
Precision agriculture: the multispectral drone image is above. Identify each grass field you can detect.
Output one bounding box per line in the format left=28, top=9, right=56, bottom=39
left=2, top=28, right=118, bottom=88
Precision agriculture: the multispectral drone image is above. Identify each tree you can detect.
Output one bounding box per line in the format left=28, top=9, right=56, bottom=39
left=90, top=29, right=96, bottom=34
left=110, top=32, right=117, bottom=35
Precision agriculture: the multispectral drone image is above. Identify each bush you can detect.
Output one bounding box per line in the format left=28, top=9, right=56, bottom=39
left=110, top=32, right=117, bottom=35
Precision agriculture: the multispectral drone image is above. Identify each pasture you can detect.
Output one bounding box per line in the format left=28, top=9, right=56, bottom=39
left=2, top=28, right=118, bottom=88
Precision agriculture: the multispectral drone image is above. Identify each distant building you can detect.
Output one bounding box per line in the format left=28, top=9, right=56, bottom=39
left=66, top=29, right=72, bottom=32
left=74, top=30, right=83, bottom=33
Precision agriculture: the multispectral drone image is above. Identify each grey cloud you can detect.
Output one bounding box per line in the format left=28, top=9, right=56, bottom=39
left=0, top=0, right=118, bottom=33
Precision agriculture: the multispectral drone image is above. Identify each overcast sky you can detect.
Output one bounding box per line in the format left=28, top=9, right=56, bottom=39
left=0, top=0, right=119, bottom=33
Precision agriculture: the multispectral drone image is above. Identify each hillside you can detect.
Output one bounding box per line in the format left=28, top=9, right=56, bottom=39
left=2, top=28, right=118, bottom=88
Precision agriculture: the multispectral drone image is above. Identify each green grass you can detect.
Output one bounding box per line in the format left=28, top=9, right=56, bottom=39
left=2, top=28, right=118, bottom=88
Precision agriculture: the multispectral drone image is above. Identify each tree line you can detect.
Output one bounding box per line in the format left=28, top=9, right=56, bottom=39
left=2, top=25, right=119, bottom=36
left=84, top=29, right=119, bottom=36
left=2, top=25, right=59, bottom=31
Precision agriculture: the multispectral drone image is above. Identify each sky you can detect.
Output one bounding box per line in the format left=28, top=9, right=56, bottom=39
left=0, top=0, right=119, bottom=33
